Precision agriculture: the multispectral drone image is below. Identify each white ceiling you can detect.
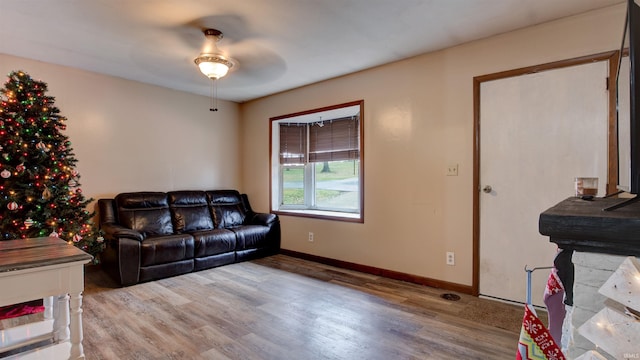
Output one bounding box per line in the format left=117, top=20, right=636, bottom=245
left=0, top=0, right=624, bottom=103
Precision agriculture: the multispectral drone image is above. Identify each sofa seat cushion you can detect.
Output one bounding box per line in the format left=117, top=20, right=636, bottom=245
left=191, top=229, right=236, bottom=257
left=229, top=225, right=271, bottom=250
left=141, top=234, right=195, bottom=267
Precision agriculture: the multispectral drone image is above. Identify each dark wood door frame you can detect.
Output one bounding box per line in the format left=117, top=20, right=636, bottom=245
left=471, top=50, right=619, bottom=296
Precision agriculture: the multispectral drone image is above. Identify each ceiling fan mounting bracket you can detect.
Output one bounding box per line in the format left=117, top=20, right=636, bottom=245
left=203, top=28, right=223, bottom=42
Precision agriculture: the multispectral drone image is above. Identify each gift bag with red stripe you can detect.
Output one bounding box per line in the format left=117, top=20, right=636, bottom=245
left=516, top=304, right=565, bottom=360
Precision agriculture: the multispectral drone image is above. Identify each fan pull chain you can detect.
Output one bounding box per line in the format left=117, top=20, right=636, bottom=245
left=209, top=79, right=218, bottom=112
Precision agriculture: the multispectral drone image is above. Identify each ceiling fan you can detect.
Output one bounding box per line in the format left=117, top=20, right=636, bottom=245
left=192, top=28, right=240, bottom=111
left=131, top=15, right=287, bottom=103
left=193, top=28, right=237, bottom=80
left=176, top=15, right=286, bottom=87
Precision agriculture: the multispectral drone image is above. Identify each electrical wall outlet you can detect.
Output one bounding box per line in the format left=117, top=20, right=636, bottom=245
left=308, top=232, right=314, bottom=242
left=446, top=252, right=455, bottom=265
left=447, top=164, right=459, bottom=176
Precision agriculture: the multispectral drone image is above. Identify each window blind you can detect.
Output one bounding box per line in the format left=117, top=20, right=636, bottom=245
left=279, top=123, right=307, bottom=165
left=309, top=116, right=359, bottom=163
left=279, top=116, right=360, bottom=165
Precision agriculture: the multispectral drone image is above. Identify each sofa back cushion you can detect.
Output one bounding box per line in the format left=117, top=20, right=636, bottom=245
left=168, top=191, right=214, bottom=233
left=115, top=192, right=173, bottom=238
left=97, top=199, right=117, bottom=225
left=207, top=190, right=247, bottom=228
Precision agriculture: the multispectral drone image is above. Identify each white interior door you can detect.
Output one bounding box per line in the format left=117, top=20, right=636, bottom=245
left=479, top=61, right=609, bottom=306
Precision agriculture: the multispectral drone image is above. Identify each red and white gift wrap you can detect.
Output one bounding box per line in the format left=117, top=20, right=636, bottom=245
left=517, top=304, right=565, bottom=360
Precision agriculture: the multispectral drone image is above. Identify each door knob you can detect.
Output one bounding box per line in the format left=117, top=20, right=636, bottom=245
left=483, top=185, right=492, bottom=193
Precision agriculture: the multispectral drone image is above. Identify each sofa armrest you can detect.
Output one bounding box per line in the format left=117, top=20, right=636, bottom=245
left=102, top=223, right=144, bottom=241
left=240, top=193, right=278, bottom=227
left=249, top=212, right=278, bottom=226
left=117, top=238, right=141, bottom=286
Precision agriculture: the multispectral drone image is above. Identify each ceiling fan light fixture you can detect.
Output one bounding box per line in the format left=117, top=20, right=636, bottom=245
left=195, top=55, right=233, bottom=79
left=194, top=28, right=235, bottom=80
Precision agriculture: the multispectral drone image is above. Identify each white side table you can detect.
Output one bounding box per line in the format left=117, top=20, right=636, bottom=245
left=0, top=237, right=92, bottom=359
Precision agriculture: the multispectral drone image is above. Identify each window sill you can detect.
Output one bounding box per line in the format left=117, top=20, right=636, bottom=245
left=274, top=209, right=363, bottom=223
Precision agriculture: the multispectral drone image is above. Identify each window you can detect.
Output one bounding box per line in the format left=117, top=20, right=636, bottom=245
left=270, top=100, right=364, bottom=222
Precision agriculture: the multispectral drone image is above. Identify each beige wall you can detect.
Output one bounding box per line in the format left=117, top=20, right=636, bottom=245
left=0, top=4, right=626, bottom=288
left=0, top=54, right=241, bottom=203
left=240, top=4, right=626, bottom=287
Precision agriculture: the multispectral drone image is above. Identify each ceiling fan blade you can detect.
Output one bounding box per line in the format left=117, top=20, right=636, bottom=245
left=131, top=30, right=204, bottom=81
left=225, top=41, right=287, bottom=86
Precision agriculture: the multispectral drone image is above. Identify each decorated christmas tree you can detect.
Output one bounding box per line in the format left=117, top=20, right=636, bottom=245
left=0, top=70, right=104, bottom=260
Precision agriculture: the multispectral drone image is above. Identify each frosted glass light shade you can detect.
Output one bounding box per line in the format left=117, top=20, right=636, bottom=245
left=194, top=55, right=234, bottom=79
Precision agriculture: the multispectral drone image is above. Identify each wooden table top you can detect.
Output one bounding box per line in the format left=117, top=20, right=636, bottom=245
left=0, top=237, right=93, bottom=273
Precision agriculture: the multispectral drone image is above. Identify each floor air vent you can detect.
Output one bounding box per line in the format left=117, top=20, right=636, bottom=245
left=440, top=293, right=461, bottom=301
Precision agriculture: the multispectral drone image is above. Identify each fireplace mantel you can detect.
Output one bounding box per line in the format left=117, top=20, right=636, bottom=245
left=539, top=196, right=640, bottom=256
left=539, top=196, right=640, bottom=360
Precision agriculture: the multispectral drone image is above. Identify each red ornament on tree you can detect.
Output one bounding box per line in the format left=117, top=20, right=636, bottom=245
left=7, top=201, right=18, bottom=211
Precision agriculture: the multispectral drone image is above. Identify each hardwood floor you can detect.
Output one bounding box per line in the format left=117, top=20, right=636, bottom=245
left=0, top=255, right=524, bottom=359
left=75, top=254, right=524, bottom=359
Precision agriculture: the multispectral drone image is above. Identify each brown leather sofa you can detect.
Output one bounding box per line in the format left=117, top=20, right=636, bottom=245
left=97, top=190, right=280, bottom=286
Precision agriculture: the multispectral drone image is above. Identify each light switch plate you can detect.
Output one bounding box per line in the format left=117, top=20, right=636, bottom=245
left=447, top=164, right=458, bottom=176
